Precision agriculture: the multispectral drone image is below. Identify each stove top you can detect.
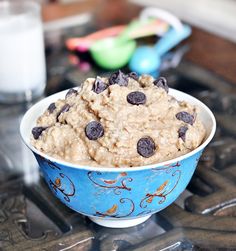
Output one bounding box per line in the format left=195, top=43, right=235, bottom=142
left=1, top=29, right=236, bottom=250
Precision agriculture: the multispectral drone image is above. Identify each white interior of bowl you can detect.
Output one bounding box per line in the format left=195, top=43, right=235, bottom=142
left=20, top=88, right=216, bottom=172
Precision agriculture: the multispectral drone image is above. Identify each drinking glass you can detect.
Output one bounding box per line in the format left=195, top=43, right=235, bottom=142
left=0, top=1, right=46, bottom=103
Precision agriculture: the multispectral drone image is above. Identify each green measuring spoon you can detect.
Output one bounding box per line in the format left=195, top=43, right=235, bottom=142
left=90, top=20, right=145, bottom=70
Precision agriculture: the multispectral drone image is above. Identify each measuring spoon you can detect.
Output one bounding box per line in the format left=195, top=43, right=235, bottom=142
left=129, top=25, right=191, bottom=75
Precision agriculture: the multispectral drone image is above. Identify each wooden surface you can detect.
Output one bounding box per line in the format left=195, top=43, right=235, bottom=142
left=41, top=0, right=99, bottom=22
left=186, top=27, right=236, bottom=85
left=41, top=0, right=236, bottom=85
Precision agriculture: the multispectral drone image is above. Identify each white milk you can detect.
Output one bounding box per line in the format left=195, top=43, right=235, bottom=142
left=0, top=11, right=46, bottom=93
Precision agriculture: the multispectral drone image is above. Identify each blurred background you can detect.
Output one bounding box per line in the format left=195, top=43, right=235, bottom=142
left=40, top=0, right=236, bottom=83
left=1, top=0, right=236, bottom=250
left=40, top=0, right=236, bottom=41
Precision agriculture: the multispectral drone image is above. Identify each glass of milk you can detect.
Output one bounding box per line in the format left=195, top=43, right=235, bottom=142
left=0, top=1, right=46, bottom=103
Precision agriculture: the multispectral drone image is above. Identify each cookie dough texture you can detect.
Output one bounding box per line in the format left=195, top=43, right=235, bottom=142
left=32, top=74, right=206, bottom=167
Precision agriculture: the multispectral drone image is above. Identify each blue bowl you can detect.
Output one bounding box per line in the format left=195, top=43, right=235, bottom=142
left=20, top=89, right=216, bottom=228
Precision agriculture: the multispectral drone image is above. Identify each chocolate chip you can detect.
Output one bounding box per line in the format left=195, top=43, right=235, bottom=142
left=127, top=91, right=146, bottom=105
left=48, top=103, right=56, bottom=114
left=56, top=104, right=70, bottom=121
left=176, top=111, right=194, bottom=125
left=153, top=77, right=169, bottom=93
left=60, top=104, right=70, bottom=113
left=178, top=126, right=188, bottom=141
left=128, top=72, right=139, bottom=81
left=92, top=77, right=107, bottom=94
left=109, top=70, right=128, bottom=86
left=32, top=126, right=47, bottom=140
left=65, top=88, right=78, bottom=98
left=85, top=121, right=104, bottom=140
left=137, top=137, right=156, bottom=158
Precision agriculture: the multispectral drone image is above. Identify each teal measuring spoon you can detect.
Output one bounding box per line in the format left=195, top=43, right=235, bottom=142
left=129, top=25, right=191, bottom=75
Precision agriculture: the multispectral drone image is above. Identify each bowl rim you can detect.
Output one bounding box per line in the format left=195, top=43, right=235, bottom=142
left=20, top=88, right=216, bottom=172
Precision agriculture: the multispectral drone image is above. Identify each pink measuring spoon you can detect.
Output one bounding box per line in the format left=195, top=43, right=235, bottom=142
left=66, top=19, right=168, bottom=53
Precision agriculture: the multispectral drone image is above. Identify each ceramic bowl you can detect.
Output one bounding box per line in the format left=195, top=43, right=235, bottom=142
left=20, top=88, right=216, bottom=228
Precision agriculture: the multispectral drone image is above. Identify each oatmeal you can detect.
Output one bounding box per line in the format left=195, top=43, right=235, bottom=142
left=31, top=71, right=206, bottom=167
